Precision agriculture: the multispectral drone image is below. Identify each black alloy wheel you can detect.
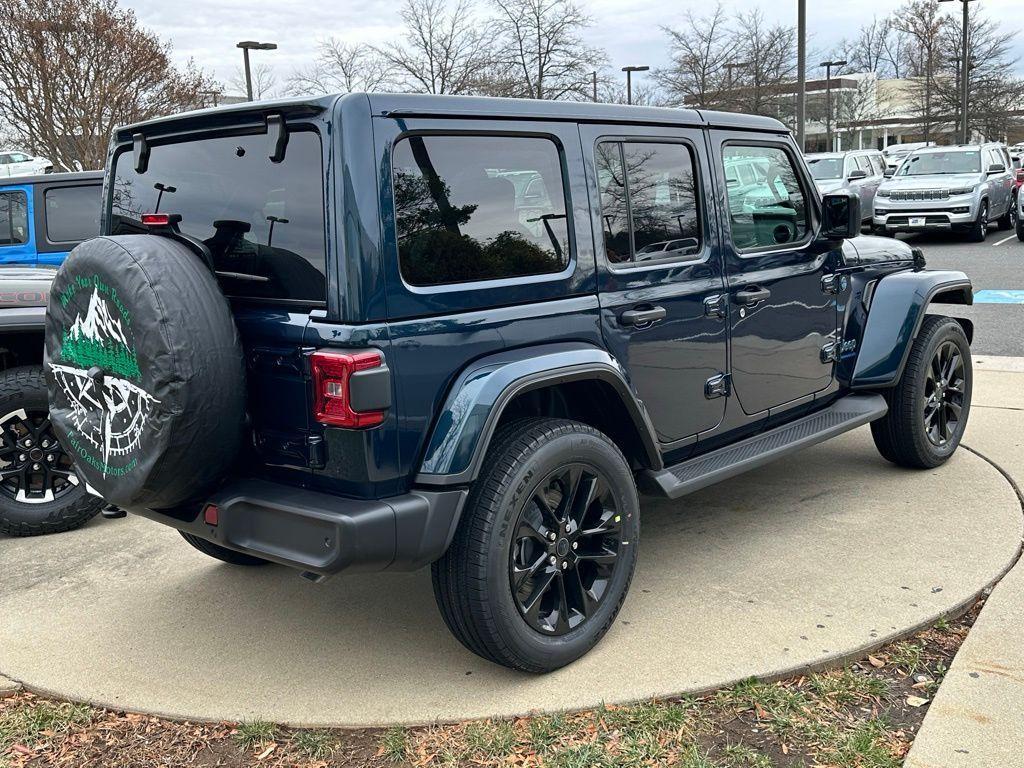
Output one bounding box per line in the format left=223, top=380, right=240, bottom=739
left=0, top=409, right=79, bottom=504
left=922, top=340, right=966, bottom=448
left=510, top=464, right=623, bottom=636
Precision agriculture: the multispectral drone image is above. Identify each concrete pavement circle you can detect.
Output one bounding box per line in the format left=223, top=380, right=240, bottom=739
left=0, top=429, right=1020, bottom=727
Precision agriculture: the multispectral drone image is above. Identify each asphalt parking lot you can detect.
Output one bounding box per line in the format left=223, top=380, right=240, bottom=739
left=897, top=228, right=1024, bottom=357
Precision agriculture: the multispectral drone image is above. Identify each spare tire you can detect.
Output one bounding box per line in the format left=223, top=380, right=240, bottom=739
left=45, top=235, right=245, bottom=510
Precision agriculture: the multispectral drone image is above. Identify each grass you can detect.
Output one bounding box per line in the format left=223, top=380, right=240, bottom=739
left=293, top=729, right=337, bottom=759
left=0, top=699, right=91, bottom=750
left=888, top=640, right=926, bottom=673
left=378, top=726, right=409, bottom=763
left=233, top=719, right=278, bottom=749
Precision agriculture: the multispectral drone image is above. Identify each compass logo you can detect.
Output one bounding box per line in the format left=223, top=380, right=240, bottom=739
left=50, top=276, right=159, bottom=478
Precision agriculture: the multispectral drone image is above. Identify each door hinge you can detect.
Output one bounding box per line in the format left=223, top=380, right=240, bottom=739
left=821, top=273, right=848, bottom=295
left=820, top=342, right=841, bottom=364
left=703, top=294, right=727, bottom=319
left=705, top=373, right=730, bottom=399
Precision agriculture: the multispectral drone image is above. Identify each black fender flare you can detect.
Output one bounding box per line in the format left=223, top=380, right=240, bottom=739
left=415, top=342, right=661, bottom=486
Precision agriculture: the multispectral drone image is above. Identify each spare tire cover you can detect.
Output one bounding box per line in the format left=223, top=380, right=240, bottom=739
left=45, top=235, right=245, bottom=510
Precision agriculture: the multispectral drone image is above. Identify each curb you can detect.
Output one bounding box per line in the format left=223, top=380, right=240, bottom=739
left=0, top=673, right=21, bottom=699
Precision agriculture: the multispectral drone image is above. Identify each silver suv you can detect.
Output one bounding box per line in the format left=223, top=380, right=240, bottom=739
left=873, top=143, right=1016, bottom=242
left=806, top=150, right=886, bottom=222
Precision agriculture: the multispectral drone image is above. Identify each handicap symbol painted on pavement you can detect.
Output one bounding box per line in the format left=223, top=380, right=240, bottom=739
left=973, top=290, right=1024, bottom=304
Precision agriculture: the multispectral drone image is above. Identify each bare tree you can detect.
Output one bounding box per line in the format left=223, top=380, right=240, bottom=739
left=230, top=63, right=280, bottom=100
left=289, top=40, right=396, bottom=95
left=893, top=0, right=945, bottom=142
left=0, top=0, right=213, bottom=170
left=376, top=0, right=493, bottom=94
left=490, top=0, right=607, bottom=100
left=934, top=11, right=1020, bottom=141
left=729, top=10, right=797, bottom=120
left=656, top=5, right=731, bottom=109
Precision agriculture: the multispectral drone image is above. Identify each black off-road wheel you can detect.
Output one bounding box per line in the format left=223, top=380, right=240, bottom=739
left=871, top=316, right=972, bottom=469
left=180, top=531, right=269, bottom=566
left=967, top=201, right=989, bottom=242
left=0, top=366, right=103, bottom=537
left=432, top=418, right=640, bottom=673
left=1015, top=201, right=1024, bottom=242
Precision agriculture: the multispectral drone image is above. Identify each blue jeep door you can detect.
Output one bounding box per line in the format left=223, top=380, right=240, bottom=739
left=0, top=185, right=36, bottom=264
left=710, top=133, right=840, bottom=416
left=581, top=124, right=728, bottom=447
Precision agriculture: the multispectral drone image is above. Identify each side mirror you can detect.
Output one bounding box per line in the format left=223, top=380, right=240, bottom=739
left=987, top=163, right=1006, bottom=175
left=821, top=190, right=860, bottom=240
left=883, top=167, right=895, bottom=178
left=848, top=169, right=868, bottom=181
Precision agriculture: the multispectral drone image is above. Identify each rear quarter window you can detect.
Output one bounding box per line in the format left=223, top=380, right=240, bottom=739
left=392, top=134, right=570, bottom=287
left=45, top=185, right=101, bottom=243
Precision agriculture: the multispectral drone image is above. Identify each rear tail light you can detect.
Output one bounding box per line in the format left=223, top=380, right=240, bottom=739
left=1015, top=170, right=1024, bottom=183
left=309, top=349, right=386, bottom=428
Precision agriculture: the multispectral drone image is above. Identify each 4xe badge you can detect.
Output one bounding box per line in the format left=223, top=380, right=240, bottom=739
left=50, top=275, right=159, bottom=478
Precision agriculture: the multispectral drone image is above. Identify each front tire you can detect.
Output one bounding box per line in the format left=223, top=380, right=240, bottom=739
left=432, top=418, right=639, bottom=673
left=1015, top=201, right=1024, bottom=242
left=0, top=366, right=103, bottom=537
left=968, top=201, right=989, bottom=242
left=871, top=316, right=972, bottom=469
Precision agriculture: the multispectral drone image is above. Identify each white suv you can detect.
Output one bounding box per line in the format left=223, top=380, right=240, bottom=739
left=0, top=151, right=53, bottom=177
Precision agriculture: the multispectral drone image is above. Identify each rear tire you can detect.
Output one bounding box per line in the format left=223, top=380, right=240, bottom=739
left=180, top=531, right=270, bottom=566
left=1015, top=202, right=1024, bottom=242
left=432, top=418, right=639, bottom=673
left=0, top=366, right=103, bottom=537
left=871, top=316, right=972, bottom=469
left=997, top=199, right=1014, bottom=230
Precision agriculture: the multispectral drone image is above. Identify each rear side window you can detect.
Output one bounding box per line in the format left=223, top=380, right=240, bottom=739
left=596, top=141, right=702, bottom=266
left=0, top=191, right=28, bottom=246
left=392, top=135, right=570, bottom=287
left=45, top=185, right=101, bottom=243
left=722, top=145, right=810, bottom=251
left=110, top=129, right=326, bottom=303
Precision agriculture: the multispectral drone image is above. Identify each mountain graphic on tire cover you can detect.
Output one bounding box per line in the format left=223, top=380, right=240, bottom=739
left=50, top=286, right=159, bottom=478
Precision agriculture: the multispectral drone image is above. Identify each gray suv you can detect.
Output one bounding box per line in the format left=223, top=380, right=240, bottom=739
left=806, top=150, right=886, bottom=223
left=873, top=143, right=1016, bottom=241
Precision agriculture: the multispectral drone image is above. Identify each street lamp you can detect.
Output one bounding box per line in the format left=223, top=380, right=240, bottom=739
left=940, top=0, right=978, bottom=144
left=819, top=59, right=847, bottom=152
left=797, top=0, right=807, bottom=150
left=591, top=71, right=599, bottom=103
left=621, top=65, right=650, bottom=105
left=236, top=40, right=277, bottom=101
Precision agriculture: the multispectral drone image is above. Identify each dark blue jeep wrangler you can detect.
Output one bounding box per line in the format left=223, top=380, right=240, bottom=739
left=44, top=94, right=973, bottom=672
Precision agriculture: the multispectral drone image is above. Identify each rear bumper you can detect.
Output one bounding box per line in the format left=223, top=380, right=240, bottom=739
left=131, top=479, right=468, bottom=579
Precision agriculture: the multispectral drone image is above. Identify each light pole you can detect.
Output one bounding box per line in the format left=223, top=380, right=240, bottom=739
left=621, top=65, right=649, bottom=105
left=725, top=61, right=749, bottom=109
left=236, top=40, right=277, bottom=101
left=796, top=0, right=807, bottom=151
left=819, top=59, right=847, bottom=152
left=591, top=71, right=598, bottom=103
left=940, top=0, right=977, bottom=144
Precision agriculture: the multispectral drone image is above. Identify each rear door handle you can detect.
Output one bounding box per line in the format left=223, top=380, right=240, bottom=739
left=620, top=305, right=667, bottom=327
left=734, top=287, right=771, bottom=306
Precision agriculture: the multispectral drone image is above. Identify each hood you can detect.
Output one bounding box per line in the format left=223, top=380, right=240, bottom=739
left=882, top=173, right=984, bottom=192
left=814, top=179, right=846, bottom=195
left=0, top=266, right=56, bottom=307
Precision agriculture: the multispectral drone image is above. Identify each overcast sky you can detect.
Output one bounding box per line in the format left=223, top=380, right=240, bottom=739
left=124, top=0, right=1024, bottom=94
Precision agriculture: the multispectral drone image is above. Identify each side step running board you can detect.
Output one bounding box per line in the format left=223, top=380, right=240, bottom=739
left=641, top=394, right=888, bottom=500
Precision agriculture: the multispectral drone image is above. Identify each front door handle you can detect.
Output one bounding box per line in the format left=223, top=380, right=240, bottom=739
left=620, top=305, right=667, bottom=327
left=734, top=287, right=771, bottom=306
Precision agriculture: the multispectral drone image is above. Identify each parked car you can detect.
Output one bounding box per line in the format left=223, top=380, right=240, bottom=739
left=0, top=265, right=103, bottom=535
left=882, top=142, right=934, bottom=173
left=1017, top=183, right=1024, bottom=242
left=0, top=151, right=53, bottom=178
left=806, top=150, right=886, bottom=222
left=873, top=143, right=1015, bottom=241
left=45, top=94, right=974, bottom=672
left=1, top=172, right=102, bottom=265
